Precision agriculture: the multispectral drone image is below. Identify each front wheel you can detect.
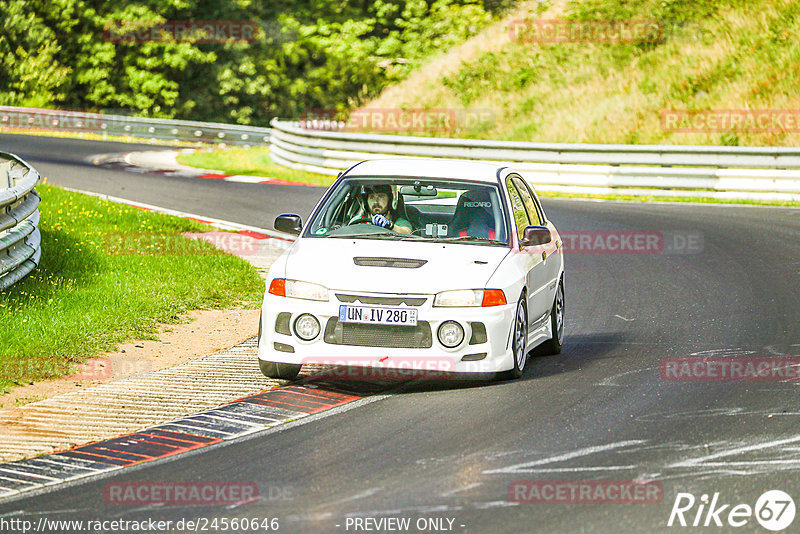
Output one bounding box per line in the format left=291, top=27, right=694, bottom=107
left=259, top=359, right=302, bottom=380
left=257, top=312, right=301, bottom=380
left=499, top=297, right=528, bottom=380
left=540, top=279, right=564, bottom=355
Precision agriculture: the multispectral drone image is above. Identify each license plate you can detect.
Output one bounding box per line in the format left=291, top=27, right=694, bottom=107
left=338, top=305, right=418, bottom=326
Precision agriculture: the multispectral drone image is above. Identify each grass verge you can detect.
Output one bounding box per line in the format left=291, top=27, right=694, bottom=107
left=0, top=183, right=264, bottom=395
left=177, top=147, right=335, bottom=186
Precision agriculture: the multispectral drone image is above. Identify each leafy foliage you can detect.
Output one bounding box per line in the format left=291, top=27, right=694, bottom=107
left=0, top=0, right=501, bottom=124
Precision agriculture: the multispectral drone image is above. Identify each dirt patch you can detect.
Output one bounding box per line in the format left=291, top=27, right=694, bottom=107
left=0, top=307, right=261, bottom=409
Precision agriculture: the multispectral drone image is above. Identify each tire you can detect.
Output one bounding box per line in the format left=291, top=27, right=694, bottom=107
left=257, top=311, right=302, bottom=380
left=259, top=359, right=302, bottom=380
left=540, top=279, right=564, bottom=355
left=499, top=297, right=528, bottom=380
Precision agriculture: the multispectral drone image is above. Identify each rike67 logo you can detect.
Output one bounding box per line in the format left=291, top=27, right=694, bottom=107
left=668, top=490, right=796, bottom=531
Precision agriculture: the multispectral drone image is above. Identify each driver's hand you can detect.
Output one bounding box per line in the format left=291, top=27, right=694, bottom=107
left=371, top=214, right=394, bottom=229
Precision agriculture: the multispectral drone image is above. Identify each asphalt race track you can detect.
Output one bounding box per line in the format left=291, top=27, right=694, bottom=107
left=2, top=133, right=800, bottom=533
left=0, top=134, right=326, bottom=228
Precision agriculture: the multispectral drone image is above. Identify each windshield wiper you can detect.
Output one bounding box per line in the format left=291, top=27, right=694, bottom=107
left=434, top=236, right=508, bottom=246
left=328, top=232, right=411, bottom=240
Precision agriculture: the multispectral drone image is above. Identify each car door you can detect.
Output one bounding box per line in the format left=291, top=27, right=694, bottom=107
left=512, top=176, right=561, bottom=309
left=505, top=176, right=550, bottom=333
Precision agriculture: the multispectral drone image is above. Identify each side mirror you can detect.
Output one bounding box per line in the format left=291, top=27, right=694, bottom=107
left=520, top=225, right=551, bottom=247
left=275, top=214, right=302, bottom=235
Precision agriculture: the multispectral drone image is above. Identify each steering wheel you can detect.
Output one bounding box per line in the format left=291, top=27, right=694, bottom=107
left=350, top=216, right=374, bottom=225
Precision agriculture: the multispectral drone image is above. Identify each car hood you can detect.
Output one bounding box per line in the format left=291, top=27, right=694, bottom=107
left=284, top=237, right=510, bottom=294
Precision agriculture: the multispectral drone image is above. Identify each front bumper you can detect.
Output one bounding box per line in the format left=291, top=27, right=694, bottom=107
left=257, top=289, right=517, bottom=374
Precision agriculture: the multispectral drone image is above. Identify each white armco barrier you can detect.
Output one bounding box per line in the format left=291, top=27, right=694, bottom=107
left=269, top=119, right=800, bottom=201
left=0, top=153, right=41, bottom=290
left=0, top=105, right=271, bottom=146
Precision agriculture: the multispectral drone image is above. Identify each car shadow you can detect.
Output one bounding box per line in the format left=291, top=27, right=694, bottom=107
left=522, top=331, right=630, bottom=381
left=295, top=331, right=631, bottom=395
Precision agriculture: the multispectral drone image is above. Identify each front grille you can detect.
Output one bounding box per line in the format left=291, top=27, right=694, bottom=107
left=336, top=293, right=427, bottom=306
left=354, top=257, right=427, bottom=268
left=324, top=318, right=432, bottom=348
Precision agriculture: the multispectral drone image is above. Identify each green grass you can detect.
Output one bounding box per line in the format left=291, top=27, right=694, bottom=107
left=177, top=147, right=335, bottom=186
left=0, top=183, right=264, bottom=395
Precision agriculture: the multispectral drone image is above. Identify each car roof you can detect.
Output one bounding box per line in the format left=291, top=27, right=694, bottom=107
left=343, top=158, right=508, bottom=183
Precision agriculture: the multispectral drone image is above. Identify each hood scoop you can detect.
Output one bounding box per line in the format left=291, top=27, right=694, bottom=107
left=353, top=257, right=428, bottom=269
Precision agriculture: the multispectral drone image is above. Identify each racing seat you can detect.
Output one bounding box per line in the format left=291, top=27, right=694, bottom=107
left=448, top=189, right=496, bottom=239
left=394, top=193, right=417, bottom=229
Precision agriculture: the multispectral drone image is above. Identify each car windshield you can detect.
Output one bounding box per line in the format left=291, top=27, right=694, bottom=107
left=304, top=177, right=510, bottom=246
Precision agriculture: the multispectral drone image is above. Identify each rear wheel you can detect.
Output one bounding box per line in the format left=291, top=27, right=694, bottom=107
left=540, top=279, right=564, bottom=355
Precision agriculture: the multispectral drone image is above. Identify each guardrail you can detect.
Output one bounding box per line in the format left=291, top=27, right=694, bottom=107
left=0, top=153, right=41, bottom=290
left=269, top=119, right=800, bottom=201
left=0, top=106, right=271, bottom=146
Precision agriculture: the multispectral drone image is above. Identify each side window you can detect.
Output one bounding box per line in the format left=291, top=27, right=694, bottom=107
left=505, top=177, right=530, bottom=240
left=512, top=176, right=542, bottom=226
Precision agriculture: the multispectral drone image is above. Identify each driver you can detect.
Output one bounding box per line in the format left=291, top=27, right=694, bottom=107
left=363, top=184, right=412, bottom=234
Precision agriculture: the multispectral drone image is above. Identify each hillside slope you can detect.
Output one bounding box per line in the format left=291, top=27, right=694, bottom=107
left=362, top=0, right=800, bottom=146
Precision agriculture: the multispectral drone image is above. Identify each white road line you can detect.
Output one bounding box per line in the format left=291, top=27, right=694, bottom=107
left=319, top=487, right=385, bottom=507
left=597, top=367, right=655, bottom=387
left=482, top=440, right=646, bottom=474
left=225, top=175, right=272, bottom=183
left=440, top=482, right=482, bottom=497
left=696, top=460, right=800, bottom=466
left=499, top=466, right=639, bottom=473
left=669, top=434, right=800, bottom=468
left=473, top=501, right=519, bottom=509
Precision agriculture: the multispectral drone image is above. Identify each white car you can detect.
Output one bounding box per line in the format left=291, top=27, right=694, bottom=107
left=258, top=159, right=564, bottom=380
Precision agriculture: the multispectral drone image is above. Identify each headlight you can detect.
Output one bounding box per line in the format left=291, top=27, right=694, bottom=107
left=438, top=321, right=465, bottom=348
left=294, top=314, right=321, bottom=341
left=268, top=278, right=329, bottom=301
left=433, top=289, right=506, bottom=307
left=434, top=289, right=483, bottom=307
